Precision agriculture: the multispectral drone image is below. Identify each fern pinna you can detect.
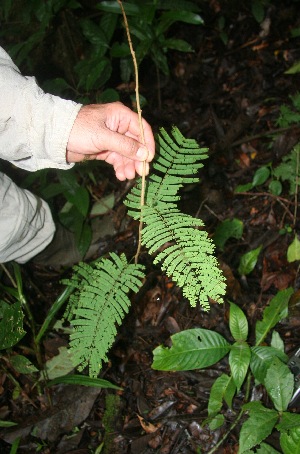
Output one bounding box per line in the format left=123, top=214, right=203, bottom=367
left=125, top=126, right=226, bottom=310
left=63, top=253, right=145, bottom=377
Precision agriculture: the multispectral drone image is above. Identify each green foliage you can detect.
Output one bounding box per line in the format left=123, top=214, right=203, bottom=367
left=213, top=218, right=244, bottom=251
left=126, top=127, right=227, bottom=309
left=0, top=0, right=203, bottom=99
left=152, top=328, right=230, bottom=371
left=0, top=300, right=25, bottom=350
left=235, top=94, right=300, bottom=199
left=272, top=144, right=300, bottom=195
left=287, top=235, right=300, bottom=262
left=238, top=245, right=262, bottom=276
left=97, top=0, right=203, bottom=77
left=152, top=289, right=298, bottom=452
left=63, top=253, right=145, bottom=377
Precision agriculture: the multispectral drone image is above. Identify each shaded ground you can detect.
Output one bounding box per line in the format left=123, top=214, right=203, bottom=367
left=1, top=1, right=300, bottom=453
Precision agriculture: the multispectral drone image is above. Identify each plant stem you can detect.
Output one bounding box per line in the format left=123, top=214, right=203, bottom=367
left=117, top=0, right=148, bottom=265
left=207, top=373, right=252, bottom=454
left=294, top=146, right=299, bottom=223
left=0, top=263, right=17, bottom=288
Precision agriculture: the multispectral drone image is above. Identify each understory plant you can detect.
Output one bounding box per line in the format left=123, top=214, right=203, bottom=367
left=152, top=287, right=300, bottom=453
left=62, top=126, right=227, bottom=377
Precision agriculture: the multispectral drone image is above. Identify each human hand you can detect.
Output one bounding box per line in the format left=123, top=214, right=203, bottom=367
left=66, top=102, right=155, bottom=181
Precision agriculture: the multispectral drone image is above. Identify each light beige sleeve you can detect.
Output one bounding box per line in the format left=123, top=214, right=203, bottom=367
left=0, top=46, right=82, bottom=171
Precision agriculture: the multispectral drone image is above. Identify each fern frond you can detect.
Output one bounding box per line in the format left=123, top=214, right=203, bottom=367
left=63, top=253, right=145, bottom=377
left=125, top=126, right=208, bottom=219
left=142, top=206, right=226, bottom=310
left=125, top=127, right=226, bottom=310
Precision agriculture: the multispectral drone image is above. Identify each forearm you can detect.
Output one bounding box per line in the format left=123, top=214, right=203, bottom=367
left=0, top=47, right=81, bottom=171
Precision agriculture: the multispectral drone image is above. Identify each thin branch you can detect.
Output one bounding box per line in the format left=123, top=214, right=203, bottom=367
left=117, top=0, right=147, bottom=265
left=0, top=263, right=17, bottom=288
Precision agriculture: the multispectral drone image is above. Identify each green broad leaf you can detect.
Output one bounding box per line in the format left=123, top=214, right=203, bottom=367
left=0, top=301, right=25, bottom=350
left=80, top=18, right=109, bottom=47
left=280, top=426, right=300, bottom=454
left=42, top=347, right=76, bottom=380
left=10, top=355, right=38, bottom=374
left=285, top=61, right=300, bottom=74
left=42, top=78, right=73, bottom=97
left=251, top=0, right=265, bottom=23
left=96, top=1, right=141, bottom=15
left=270, top=331, right=284, bottom=352
left=152, top=328, right=230, bottom=371
left=96, top=88, right=120, bottom=103
left=47, top=374, right=122, bottom=390
left=156, top=10, right=203, bottom=35
left=252, top=166, right=270, bottom=187
left=252, top=443, right=281, bottom=454
left=90, top=193, right=115, bottom=217
left=229, top=342, right=251, bottom=391
left=287, top=235, right=300, bottom=262
left=264, top=357, right=294, bottom=412
left=277, top=412, right=300, bottom=432
left=209, top=413, right=225, bottom=430
left=213, top=218, right=244, bottom=250
left=239, top=401, right=278, bottom=453
left=67, top=186, right=90, bottom=218
left=0, top=420, right=17, bottom=428
left=76, top=221, right=92, bottom=258
left=238, top=245, right=262, bottom=276
left=291, top=28, right=300, bottom=38
left=250, top=346, right=288, bottom=385
left=208, top=374, right=236, bottom=418
left=40, top=182, right=65, bottom=200
left=229, top=302, right=248, bottom=341
left=235, top=182, right=253, bottom=193
left=269, top=179, right=282, bottom=195
left=110, top=42, right=130, bottom=58
left=255, top=288, right=293, bottom=345
left=163, top=38, right=194, bottom=52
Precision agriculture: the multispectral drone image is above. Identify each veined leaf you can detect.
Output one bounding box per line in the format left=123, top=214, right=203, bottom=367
left=271, top=331, right=285, bottom=352
left=264, top=357, right=294, bottom=412
left=238, top=245, right=262, bottom=276
left=10, top=355, right=38, bottom=374
left=255, top=288, right=293, bottom=345
left=229, top=341, right=251, bottom=392
left=208, top=373, right=236, bottom=418
left=47, top=374, right=121, bottom=390
left=251, top=443, right=281, bottom=453
left=250, top=346, right=288, bottom=385
left=280, top=426, right=300, bottom=454
left=0, top=301, right=25, bottom=350
left=252, top=166, right=270, bottom=187
left=152, top=328, right=230, bottom=371
left=277, top=412, right=300, bottom=432
left=213, top=218, right=243, bottom=251
left=0, top=420, right=17, bottom=428
left=239, top=401, right=278, bottom=453
left=229, top=302, right=248, bottom=341
left=287, top=235, right=300, bottom=263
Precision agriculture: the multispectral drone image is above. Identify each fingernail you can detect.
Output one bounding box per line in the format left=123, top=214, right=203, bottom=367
left=136, top=147, right=148, bottom=160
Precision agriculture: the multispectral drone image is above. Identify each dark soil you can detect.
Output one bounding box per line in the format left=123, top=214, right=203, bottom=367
left=1, top=1, right=300, bottom=453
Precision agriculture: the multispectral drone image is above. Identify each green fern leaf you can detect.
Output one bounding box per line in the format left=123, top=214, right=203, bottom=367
left=125, top=126, right=208, bottom=219
left=63, top=253, right=145, bottom=377
left=125, top=127, right=226, bottom=309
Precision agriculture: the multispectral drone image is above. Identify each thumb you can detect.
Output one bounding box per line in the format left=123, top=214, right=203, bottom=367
left=102, top=130, right=149, bottom=161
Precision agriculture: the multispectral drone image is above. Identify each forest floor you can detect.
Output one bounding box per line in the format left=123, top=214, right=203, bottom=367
left=1, top=1, right=300, bottom=453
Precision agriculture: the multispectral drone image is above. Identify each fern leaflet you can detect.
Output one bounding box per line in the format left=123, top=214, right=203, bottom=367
left=63, top=253, right=145, bottom=377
